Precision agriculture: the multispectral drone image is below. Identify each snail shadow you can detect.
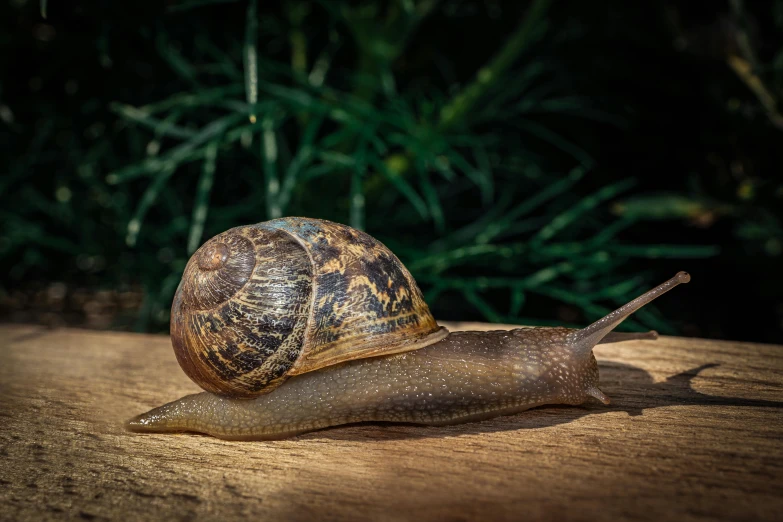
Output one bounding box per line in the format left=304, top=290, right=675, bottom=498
left=300, top=361, right=783, bottom=442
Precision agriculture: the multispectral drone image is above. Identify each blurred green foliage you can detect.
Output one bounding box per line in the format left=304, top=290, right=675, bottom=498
left=2, top=0, right=782, bottom=341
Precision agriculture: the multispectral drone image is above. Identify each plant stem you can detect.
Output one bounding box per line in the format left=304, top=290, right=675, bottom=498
left=261, top=117, right=281, bottom=219
left=726, top=55, right=783, bottom=129
left=438, top=0, right=551, bottom=130
left=726, top=0, right=783, bottom=129
left=244, top=0, right=259, bottom=123
left=288, top=2, right=309, bottom=78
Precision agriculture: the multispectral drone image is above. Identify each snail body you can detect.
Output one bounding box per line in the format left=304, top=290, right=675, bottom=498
left=128, top=328, right=608, bottom=440
left=127, top=217, right=690, bottom=440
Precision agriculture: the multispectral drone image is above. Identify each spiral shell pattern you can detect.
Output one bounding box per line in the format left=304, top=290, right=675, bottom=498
left=170, top=217, right=447, bottom=397
left=172, top=227, right=313, bottom=397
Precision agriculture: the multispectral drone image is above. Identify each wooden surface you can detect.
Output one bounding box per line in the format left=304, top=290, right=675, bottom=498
left=0, top=323, right=781, bottom=522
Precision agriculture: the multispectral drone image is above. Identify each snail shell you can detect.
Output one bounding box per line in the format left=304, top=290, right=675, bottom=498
left=171, top=217, right=448, bottom=398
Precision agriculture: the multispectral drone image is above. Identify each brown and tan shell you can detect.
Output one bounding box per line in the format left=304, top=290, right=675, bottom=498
left=170, top=217, right=448, bottom=398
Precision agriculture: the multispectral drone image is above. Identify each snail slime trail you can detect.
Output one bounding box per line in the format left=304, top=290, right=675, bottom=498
left=126, top=217, right=690, bottom=440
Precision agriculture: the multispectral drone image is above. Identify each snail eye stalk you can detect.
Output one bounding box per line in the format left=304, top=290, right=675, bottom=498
left=569, top=272, right=690, bottom=356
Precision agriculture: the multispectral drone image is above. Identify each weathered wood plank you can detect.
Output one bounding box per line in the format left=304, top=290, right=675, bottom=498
left=0, top=323, right=781, bottom=522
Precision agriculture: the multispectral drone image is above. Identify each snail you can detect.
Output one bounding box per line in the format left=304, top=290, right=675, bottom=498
left=126, top=217, right=690, bottom=441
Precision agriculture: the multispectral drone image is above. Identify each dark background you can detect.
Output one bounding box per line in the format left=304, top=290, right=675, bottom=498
left=2, top=0, right=782, bottom=343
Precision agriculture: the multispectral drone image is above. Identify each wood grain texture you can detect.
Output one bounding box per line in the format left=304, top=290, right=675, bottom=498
left=0, top=323, right=781, bottom=522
